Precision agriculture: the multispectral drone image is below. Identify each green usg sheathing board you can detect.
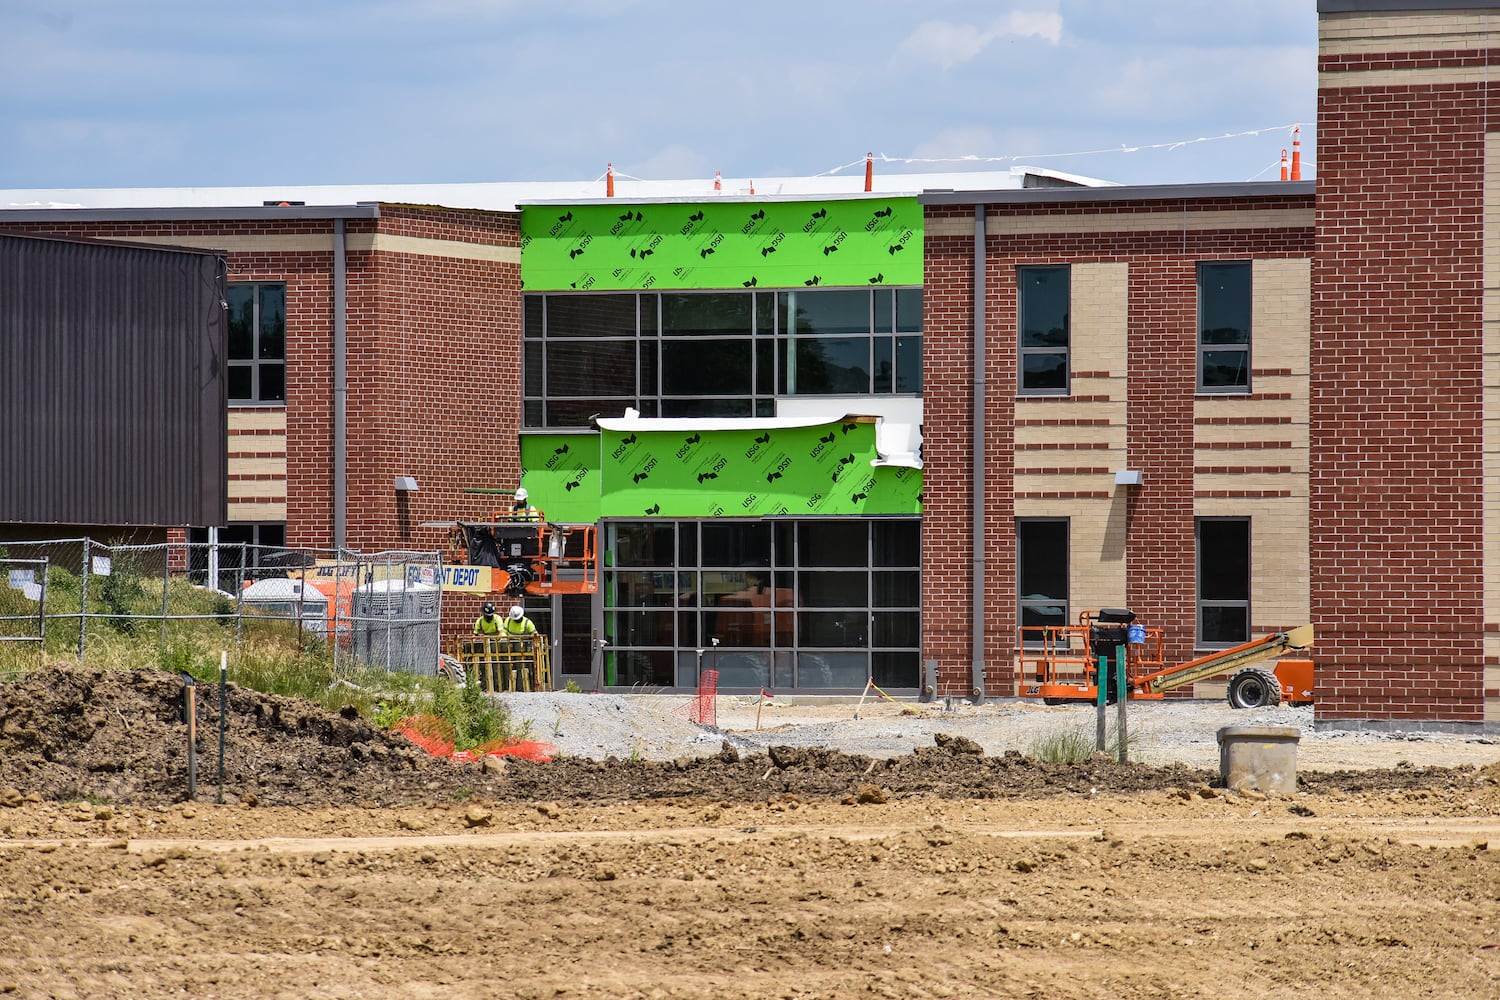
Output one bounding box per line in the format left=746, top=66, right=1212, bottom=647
left=521, top=424, right=923, bottom=520
left=600, top=420, right=921, bottom=517
left=519, top=434, right=603, bottom=523
left=521, top=198, right=922, bottom=291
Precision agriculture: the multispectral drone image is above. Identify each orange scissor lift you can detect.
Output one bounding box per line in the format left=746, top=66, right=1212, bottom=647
left=1019, top=609, right=1315, bottom=709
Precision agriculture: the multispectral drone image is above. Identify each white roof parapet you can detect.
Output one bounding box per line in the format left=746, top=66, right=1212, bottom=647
left=0, top=166, right=1112, bottom=214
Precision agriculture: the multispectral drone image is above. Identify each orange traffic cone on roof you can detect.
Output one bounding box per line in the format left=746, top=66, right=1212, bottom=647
left=1280, top=148, right=1289, bottom=181
left=1290, top=127, right=1302, bottom=181
left=714, top=170, right=722, bottom=192
left=865, top=152, right=873, bottom=192
left=606, top=163, right=615, bottom=197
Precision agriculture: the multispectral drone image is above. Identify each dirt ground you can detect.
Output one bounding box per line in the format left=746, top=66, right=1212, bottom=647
left=0, top=666, right=1497, bottom=999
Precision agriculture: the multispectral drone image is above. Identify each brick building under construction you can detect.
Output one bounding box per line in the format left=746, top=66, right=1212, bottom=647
left=1, top=0, right=1495, bottom=725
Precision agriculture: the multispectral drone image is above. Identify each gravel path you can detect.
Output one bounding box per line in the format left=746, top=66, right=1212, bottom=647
left=496, top=693, right=1500, bottom=771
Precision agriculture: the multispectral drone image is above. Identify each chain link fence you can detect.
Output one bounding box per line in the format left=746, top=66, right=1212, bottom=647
left=0, top=539, right=445, bottom=676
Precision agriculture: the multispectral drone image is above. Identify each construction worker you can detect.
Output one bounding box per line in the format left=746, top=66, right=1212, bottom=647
left=502, top=605, right=540, bottom=687
left=473, top=602, right=501, bottom=636
left=509, top=487, right=543, bottom=522
left=503, top=604, right=537, bottom=642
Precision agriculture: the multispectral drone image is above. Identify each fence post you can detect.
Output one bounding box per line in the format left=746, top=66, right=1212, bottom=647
left=434, top=552, right=444, bottom=678
left=77, top=539, right=90, bottom=663
left=296, top=559, right=308, bottom=652
left=160, top=543, right=171, bottom=650
left=38, top=556, right=49, bottom=651
left=234, top=554, right=245, bottom=645
left=384, top=552, right=394, bottom=672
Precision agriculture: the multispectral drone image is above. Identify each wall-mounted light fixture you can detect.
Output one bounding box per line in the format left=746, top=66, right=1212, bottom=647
left=394, top=476, right=420, bottom=492
left=1114, top=470, right=1143, bottom=486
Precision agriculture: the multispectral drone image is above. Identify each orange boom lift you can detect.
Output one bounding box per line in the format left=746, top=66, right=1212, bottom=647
left=427, top=489, right=598, bottom=599
left=1019, top=609, right=1314, bottom=709
left=425, top=490, right=598, bottom=694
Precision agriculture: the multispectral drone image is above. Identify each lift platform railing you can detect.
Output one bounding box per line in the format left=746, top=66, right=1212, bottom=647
left=1019, top=611, right=1166, bottom=690
left=452, top=634, right=553, bottom=693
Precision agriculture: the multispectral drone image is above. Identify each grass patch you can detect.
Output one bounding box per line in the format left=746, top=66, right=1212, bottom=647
left=1027, top=721, right=1144, bottom=764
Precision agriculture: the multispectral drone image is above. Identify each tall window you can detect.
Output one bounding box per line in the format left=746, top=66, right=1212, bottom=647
left=1197, top=518, right=1250, bottom=646
left=524, top=293, right=638, bottom=426
left=227, top=283, right=286, bottom=404
left=523, top=287, right=922, bottom=427
left=602, top=518, right=921, bottom=690
left=1198, top=262, right=1251, bottom=391
left=1018, top=519, right=1069, bottom=638
left=1017, top=266, right=1069, bottom=394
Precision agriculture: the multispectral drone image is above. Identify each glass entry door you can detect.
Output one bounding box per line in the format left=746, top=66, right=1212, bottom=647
left=554, top=591, right=600, bottom=690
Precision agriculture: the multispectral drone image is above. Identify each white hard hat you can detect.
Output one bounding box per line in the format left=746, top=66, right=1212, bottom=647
left=515, top=488, right=528, bottom=502
left=509, top=605, right=524, bottom=621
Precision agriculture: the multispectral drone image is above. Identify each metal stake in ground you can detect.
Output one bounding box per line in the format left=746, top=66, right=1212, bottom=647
left=1115, top=643, right=1128, bottom=764
left=1095, top=653, right=1108, bottom=752
left=182, top=672, right=197, bottom=800
left=854, top=678, right=872, bottom=720
left=217, top=651, right=227, bottom=804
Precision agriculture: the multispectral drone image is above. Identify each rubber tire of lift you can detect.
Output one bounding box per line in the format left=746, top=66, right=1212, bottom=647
left=1226, top=667, right=1283, bottom=709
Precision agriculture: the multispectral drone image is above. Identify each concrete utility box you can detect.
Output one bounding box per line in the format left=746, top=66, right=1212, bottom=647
left=351, top=579, right=440, bottom=674
left=1217, top=725, right=1301, bottom=794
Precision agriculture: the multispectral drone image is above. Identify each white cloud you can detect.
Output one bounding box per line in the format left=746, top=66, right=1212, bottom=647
left=899, top=9, right=1063, bottom=70
left=1002, top=10, right=1064, bottom=45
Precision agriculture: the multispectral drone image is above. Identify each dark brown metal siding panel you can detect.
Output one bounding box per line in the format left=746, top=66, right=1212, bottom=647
left=0, top=234, right=227, bottom=527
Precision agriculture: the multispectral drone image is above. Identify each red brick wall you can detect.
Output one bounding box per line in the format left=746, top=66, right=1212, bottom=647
left=921, top=197, right=1314, bottom=697
left=1313, top=49, right=1492, bottom=719
left=921, top=211, right=983, bottom=695
left=341, top=207, right=522, bottom=554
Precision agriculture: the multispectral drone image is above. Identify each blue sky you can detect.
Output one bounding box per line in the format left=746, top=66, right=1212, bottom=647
left=0, top=0, right=1317, bottom=190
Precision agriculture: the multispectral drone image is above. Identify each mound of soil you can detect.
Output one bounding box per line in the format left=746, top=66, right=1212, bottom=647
left=0, top=666, right=1482, bottom=807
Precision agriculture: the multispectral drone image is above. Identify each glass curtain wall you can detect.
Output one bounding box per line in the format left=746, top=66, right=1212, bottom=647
left=602, top=519, right=920, bottom=690
left=524, top=288, right=922, bottom=427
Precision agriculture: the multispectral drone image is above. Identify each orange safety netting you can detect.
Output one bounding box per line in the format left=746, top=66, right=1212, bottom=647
left=394, top=715, right=555, bottom=763
left=394, top=714, right=457, bottom=756
left=672, top=668, right=717, bottom=726
left=458, top=739, right=556, bottom=763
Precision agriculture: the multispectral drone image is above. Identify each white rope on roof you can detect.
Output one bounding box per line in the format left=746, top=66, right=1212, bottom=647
left=814, top=123, right=1308, bottom=177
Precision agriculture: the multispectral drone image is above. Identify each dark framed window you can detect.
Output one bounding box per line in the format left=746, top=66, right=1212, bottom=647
left=226, top=283, right=286, bottom=404
left=1018, top=266, right=1069, bottom=395
left=601, top=518, right=920, bottom=690
left=1018, top=519, right=1068, bottom=638
left=1198, top=261, right=1251, bottom=392
left=522, top=287, right=922, bottom=427
left=1198, top=518, right=1250, bottom=646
